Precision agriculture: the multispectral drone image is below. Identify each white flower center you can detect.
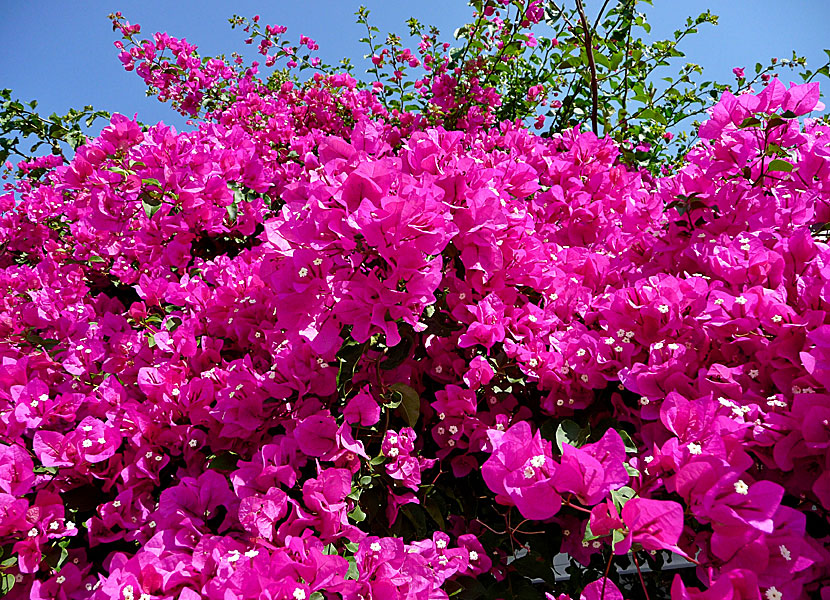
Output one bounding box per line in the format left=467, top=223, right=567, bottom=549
left=764, top=587, right=782, bottom=600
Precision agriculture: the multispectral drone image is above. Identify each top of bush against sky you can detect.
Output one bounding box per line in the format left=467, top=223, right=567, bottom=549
left=1, top=1, right=829, bottom=599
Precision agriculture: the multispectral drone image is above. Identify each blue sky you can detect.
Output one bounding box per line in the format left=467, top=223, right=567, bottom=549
left=2, top=0, right=829, bottom=131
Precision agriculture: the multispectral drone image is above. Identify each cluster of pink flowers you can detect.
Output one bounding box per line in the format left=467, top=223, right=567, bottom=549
left=1, top=13, right=829, bottom=600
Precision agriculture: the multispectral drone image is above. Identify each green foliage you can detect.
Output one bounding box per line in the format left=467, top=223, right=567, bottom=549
left=0, top=88, right=110, bottom=170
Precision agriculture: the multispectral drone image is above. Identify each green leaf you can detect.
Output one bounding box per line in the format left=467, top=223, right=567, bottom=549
left=390, top=383, right=420, bottom=427
left=423, top=498, right=445, bottom=529
left=624, top=463, right=641, bottom=477
left=348, top=505, right=366, bottom=522
left=610, top=485, right=636, bottom=511
left=767, top=159, right=793, bottom=172
left=226, top=200, right=238, bottom=223
left=142, top=195, right=162, bottom=218
left=618, top=430, right=637, bottom=453
left=208, top=452, right=239, bottom=471
left=555, top=419, right=582, bottom=453
left=346, top=556, right=359, bottom=580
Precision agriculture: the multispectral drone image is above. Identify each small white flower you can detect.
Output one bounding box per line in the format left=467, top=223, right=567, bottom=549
left=771, top=315, right=783, bottom=323
left=82, top=439, right=93, bottom=448
left=653, top=342, right=664, bottom=350
left=56, top=575, right=66, bottom=584
left=687, top=442, right=702, bottom=455
left=658, top=304, right=669, bottom=314
left=447, top=439, right=456, bottom=447
left=154, top=455, right=163, bottom=462
left=779, top=544, right=791, bottom=561
left=189, top=439, right=198, bottom=448
left=370, top=542, right=382, bottom=552
left=576, top=348, right=586, bottom=357
left=592, top=541, right=602, bottom=549
left=244, top=549, right=259, bottom=558
left=714, top=298, right=725, bottom=305
left=437, top=427, right=445, bottom=435
left=530, top=455, right=546, bottom=468
left=298, top=267, right=309, bottom=278
left=528, top=314, right=538, bottom=323
left=469, top=550, right=479, bottom=561
left=605, top=337, right=615, bottom=345
left=735, top=296, right=748, bottom=305
left=668, top=343, right=680, bottom=350
left=97, top=437, right=107, bottom=444
left=66, top=521, right=75, bottom=529
left=580, top=374, right=589, bottom=383
left=435, top=539, right=447, bottom=549
left=749, top=369, right=759, bottom=378
left=387, top=434, right=398, bottom=445
left=764, top=587, right=782, bottom=600
left=293, top=588, right=307, bottom=600
left=387, top=447, right=399, bottom=458
left=734, top=480, right=749, bottom=495
left=528, top=358, right=539, bottom=368
left=523, top=465, right=535, bottom=479
left=448, top=425, right=458, bottom=434
left=313, top=258, right=323, bottom=266
left=644, top=456, right=654, bottom=464
left=49, top=520, right=60, bottom=530
left=614, top=346, right=623, bottom=352
left=145, top=451, right=153, bottom=459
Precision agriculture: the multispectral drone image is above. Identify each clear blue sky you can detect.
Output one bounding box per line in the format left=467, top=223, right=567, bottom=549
left=2, top=0, right=829, bottom=130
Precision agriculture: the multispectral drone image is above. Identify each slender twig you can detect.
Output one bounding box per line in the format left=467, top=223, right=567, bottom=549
left=592, top=0, right=614, bottom=31
left=575, top=0, right=599, bottom=135
left=600, top=550, right=614, bottom=599
left=633, top=552, right=651, bottom=600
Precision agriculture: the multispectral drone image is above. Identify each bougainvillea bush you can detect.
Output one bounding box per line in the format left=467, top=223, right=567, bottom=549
left=2, top=5, right=830, bottom=600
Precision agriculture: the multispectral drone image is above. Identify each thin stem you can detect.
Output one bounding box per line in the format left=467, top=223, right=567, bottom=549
left=575, top=0, right=599, bottom=135
left=601, top=550, right=614, bottom=599
left=633, top=552, right=651, bottom=600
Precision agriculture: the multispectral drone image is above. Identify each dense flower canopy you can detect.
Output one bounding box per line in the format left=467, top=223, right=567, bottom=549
left=1, top=11, right=830, bottom=600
